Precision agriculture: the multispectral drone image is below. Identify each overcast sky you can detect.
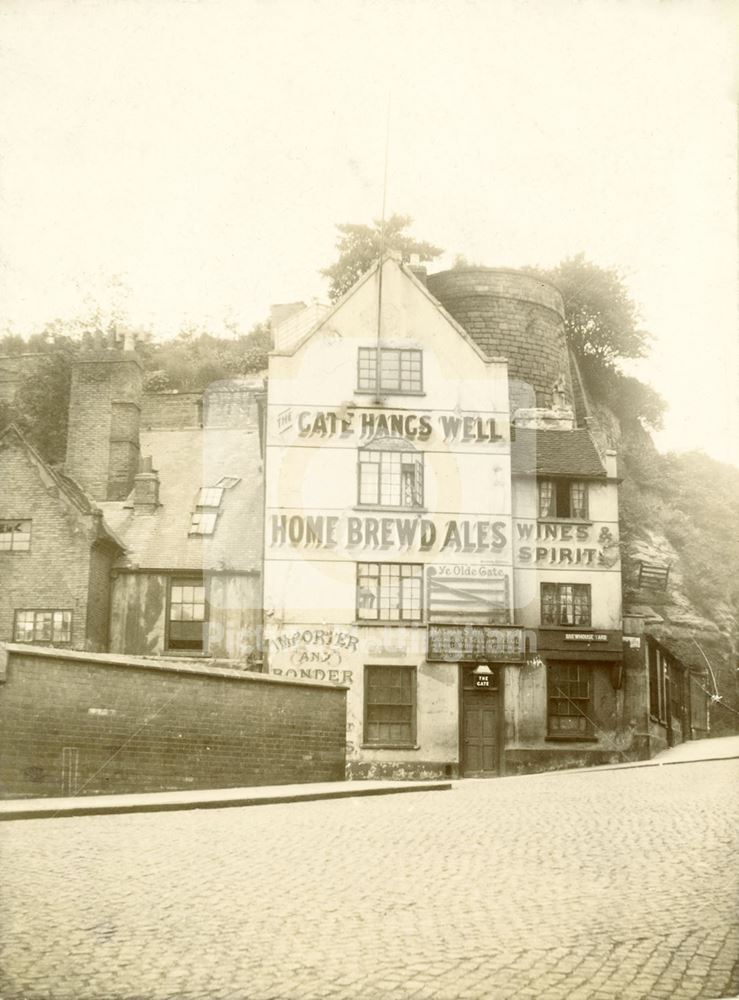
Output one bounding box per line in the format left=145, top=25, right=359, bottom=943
left=1, top=0, right=736, bottom=464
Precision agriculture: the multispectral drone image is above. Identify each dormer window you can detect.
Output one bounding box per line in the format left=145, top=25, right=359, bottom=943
left=538, top=479, right=588, bottom=519
left=357, top=348, right=423, bottom=393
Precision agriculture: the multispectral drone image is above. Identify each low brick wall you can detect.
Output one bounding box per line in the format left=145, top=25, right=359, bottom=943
left=0, top=645, right=346, bottom=799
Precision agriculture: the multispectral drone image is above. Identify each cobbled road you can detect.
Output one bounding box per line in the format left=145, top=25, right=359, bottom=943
left=1, top=759, right=737, bottom=1000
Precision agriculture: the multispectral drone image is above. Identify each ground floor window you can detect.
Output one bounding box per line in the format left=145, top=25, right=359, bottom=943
left=167, top=577, right=207, bottom=652
left=14, top=609, right=72, bottom=644
left=547, top=662, right=593, bottom=737
left=364, top=665, right=416, bottom=746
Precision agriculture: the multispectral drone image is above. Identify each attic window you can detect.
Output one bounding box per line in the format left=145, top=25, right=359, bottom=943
left=189, top=486, right=225, bottom=536
left=216, top=476, right=241, bottom=489
left=197, top=487, right=224, bottom=507
left=190, top=512, right=218, bottom=535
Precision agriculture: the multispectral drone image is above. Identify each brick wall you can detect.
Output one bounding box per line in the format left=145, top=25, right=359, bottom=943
left=65, top=349, right=143, bottom=501
left=0, top=645, right=347, bottom=798
left=0, top=435, right=103, bottom=650
left=141, top=393, right=203, bottom=430
left=427, top=268, right=572, bottom=409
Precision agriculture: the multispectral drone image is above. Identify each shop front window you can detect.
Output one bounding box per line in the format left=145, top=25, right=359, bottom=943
left=548, top=662, right=593, bottom=736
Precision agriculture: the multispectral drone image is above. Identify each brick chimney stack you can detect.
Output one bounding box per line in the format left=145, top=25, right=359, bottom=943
left=133, top=455, right=160, bottom=513
left=64, top=331, right=143, bottom=501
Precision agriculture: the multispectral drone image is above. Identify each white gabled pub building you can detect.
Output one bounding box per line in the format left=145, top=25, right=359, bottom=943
left=263, top=255, right=636, bottom=778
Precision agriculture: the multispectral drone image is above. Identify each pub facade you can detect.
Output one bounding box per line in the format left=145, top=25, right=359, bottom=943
left=263, top=256, right=633, bottom=777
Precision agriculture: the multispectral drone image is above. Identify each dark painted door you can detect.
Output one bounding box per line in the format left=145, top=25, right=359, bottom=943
left=461, top=664, right=500, bottom=777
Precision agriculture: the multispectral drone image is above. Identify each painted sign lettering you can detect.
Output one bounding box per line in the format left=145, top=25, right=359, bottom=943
left=515, top=522, right=619, bottom=568
left=427, top=624, right=525, bottom=663
left=270, top=513, right=508, bottom=554
left=274, top=407, right=506, bottom=445
left=270, top=666, right=354, bottom=685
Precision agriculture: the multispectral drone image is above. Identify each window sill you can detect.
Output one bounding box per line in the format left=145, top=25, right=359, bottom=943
left=354, top=505, right=427, bottom=514
left=354, top=620, right=425, bottom=628
left=538, top=518, right=593, bottom=525
left=545, top=735, right=598, bottom=743
left=540, top=624, right=594, bottom=630
left=163, top=650, right=208, bottom=657
left=354, top=390, right=427, bottom=398
left=360, top=743, right=420, bottom=751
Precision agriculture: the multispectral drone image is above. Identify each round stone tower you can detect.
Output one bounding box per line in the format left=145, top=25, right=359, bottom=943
left=426, top=267, right=572, bottom=410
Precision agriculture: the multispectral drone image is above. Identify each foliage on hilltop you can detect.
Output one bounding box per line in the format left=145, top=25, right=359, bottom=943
left=139, top=322, right=272, bottom=392
left=0, top=322, right=271, bottom=464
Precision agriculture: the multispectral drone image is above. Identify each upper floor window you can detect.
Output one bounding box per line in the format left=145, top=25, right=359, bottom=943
left=357, top=563, right=423, bottom=622
left=167, top=578, right=207, bottom=652
left=358, top=445, right=423, bottom=508
left=357, top=348, right=423, bottom=393
left=0, top=520, right=31, bottom=551
left=14, top=609, right=71, bottom=644
left=538, top=479, right=588, bottom=519
left=541, top=583, right=591, bottom=627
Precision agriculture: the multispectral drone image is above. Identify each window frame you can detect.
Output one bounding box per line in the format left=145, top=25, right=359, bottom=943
left=356, top=347, right=424, bottom=394
left=537, top=478, right=589, bottom=520
left=363, top=664, right=417, bottom=748
left=166, top=576, right=208, bottom=653
left=356, top=562, right=424, bottom=623
left=13, top=609, right=72, bottom=644
left=0, top=519, right=32, bottom=552
left=547, top=662, right=595, bottom=738
left=540, top=583, right=592, bottom=627
left=357, top=449, right=424, bottom=509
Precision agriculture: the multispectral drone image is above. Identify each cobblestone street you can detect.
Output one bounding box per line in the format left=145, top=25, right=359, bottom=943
left=1, top=758, right=737, bottom=1000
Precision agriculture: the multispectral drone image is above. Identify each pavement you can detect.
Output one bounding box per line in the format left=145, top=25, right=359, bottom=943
left=3, top=736, right=737, bottom=823
left=0, top=778, right=452, bottom=822
left=0, top=738, right=737, bottom=1000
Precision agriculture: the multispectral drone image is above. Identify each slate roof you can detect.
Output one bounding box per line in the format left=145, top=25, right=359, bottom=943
left=511, top=428, right=607, bottom=479
left=100, top=424, right=263, bottom=573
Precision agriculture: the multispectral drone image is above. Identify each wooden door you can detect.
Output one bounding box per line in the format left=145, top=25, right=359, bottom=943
left=461, top=664, right=500, bottom=777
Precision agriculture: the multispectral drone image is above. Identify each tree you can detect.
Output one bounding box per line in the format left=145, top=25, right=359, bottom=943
left=0, top=334, right=75, bottom=463
left=530, top=254, right=649, bottom=368
left=527, top=254, right=663, bottom=428
left=322, top=214, right=442, bottom=301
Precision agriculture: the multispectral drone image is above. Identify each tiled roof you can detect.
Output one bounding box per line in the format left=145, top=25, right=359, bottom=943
left=100, top=425, right=263, bottom=572
left=511, top=428, right=606, bottom=478
left=0, top=423, right=122, bottom=548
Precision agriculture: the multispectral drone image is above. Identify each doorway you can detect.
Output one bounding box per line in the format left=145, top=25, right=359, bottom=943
left=460, top=663, right=501, bottom=777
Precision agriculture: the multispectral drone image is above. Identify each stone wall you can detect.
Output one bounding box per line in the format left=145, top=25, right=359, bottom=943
left=427, top=268, right=572, bottom=410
